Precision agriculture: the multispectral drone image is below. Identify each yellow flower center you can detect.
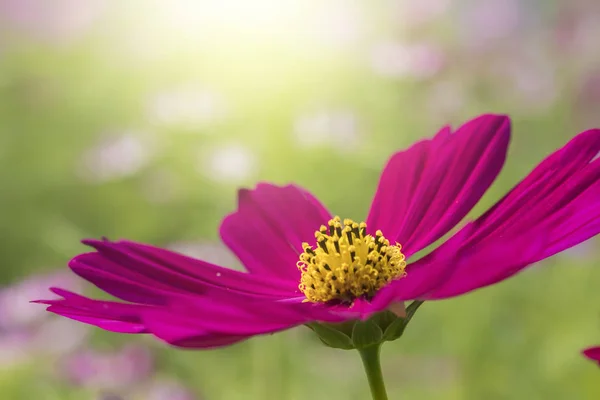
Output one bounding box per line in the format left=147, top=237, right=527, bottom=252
left=297, top=216, right=407, bottom=303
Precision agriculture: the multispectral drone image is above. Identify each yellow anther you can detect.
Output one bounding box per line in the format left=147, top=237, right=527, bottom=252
left=298, top=217, right=407, bottom=303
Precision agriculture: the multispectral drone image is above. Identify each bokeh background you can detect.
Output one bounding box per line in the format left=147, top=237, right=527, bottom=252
left=1, top=0, right=600, bottom=399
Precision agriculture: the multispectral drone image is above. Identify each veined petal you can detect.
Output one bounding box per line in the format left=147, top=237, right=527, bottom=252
left=142, top=303, right=305, bottom=338
left=139, top=295, right=343, bottom=345
left=464, top=129, right=600, bottom=247
left=141, top=315, right=249, bottom=349
left=158, top=291, right=344, bottom=335
left=220, top=183, right=332, bottom=280
left=70, top=239, right=298, bottom=305
left=34, top=288, right=149, bottom=333
left=421, top=232, right=547, bottom=299
left=367, top=114, right=510, bottom=257
left=164, top=333, right=249, bottom=349
left=35, top=286, right=339, bottom=347
left=391, top=128, right=600, bottom=300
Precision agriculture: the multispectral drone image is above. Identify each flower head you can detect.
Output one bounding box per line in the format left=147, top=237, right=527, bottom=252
left=297, top=217, right=407, bottom=303
left=34, top=114, right=600, bottom=350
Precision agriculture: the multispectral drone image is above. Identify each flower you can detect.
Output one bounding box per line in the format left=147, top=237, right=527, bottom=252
left=62, top=344, right=153, bottom=389
left=35, top=114, right=600, bottom=350
left=583, top=346, right=600, bottom=366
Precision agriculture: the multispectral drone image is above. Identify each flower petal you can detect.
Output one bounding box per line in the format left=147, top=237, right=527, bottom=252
left=138, top=295, right=343, bottom=347
left=420, top=232, right=547, bottom=299
left=143, top=319, right=249, bottom=349
left=70, top=239, right=298, bottom=305
left=367, top=114, right=510, bottom=256
left=583, top=346, right=600, bottom=365
left=388, top=128, right=600, bottom=300
left=438, top=128, right=600, bottom=264
left=461, top=128, right=600, bottom=251
left=34, top=288, right=149, bottom=333
left=220, top=183, right=332, bottom=280
left=141, top=304, right=302, bottom=338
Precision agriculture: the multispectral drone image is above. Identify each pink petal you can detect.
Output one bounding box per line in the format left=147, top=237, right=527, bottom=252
left=70, top=240, right=298, bottom=305
left=152, top=291, right=344, bottom=336
left=387, top=128, right=600, bottom=300
left=220, top=183, right=332, bottom=280
left=583, top=346, right=600, bottom=365
left=441, top=128, right=600, bottom=264
left=34, top=288, right=149, bottom=333
left=367, top=114, right=510, bottom=257
left=464, top=129, right=600, bottom=250
left=166, top=333, right=249, bottom=349
left=421, top=231, right=547, bottom=299
left=138, top=296, right=342, bottom=345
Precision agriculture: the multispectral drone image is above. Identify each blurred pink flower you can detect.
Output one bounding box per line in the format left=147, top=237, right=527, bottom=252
left=63, top=344, right=154, bottom=390
left=0, top=331, right=34, bottom=368
left=0, top=0, right=105, bottom=43
left=458, top=0, right=522, bottom=48
left=0, top=271, right=82, bottom=330
left=577, top=69, right=600, bottom=123
left=554, top=1, right=600, bottom=59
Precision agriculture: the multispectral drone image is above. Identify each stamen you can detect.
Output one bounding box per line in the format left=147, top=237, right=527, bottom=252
left=298, top=217, right=407, bottom=303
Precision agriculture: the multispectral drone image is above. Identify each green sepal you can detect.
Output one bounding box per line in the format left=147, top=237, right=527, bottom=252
left=381, top=316, right=405, bottom=342
left=307, top=322, right=354, bottom=350
left=308, top=301, right=425, bottom=350
left=369, top=310, right=398, bottom=333
left=382, top=300, right=424, bottom=342
left=351, top=319, right=383, bottom=349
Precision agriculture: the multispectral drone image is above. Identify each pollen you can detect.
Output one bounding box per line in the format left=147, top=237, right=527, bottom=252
left=297, top=216, right=407, bottom=303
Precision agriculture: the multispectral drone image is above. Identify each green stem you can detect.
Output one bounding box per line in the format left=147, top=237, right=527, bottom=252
left=358, top=344, right=388, bottom=400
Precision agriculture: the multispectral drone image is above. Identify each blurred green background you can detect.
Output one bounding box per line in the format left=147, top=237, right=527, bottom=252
left=1, top=0, right=600, bottom=399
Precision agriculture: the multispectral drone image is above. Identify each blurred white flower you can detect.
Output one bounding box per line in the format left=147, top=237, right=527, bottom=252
left=309, top=0, right=363, bottom=49
left=167, top=241, right=243, bottom=270
left=79, top=132, right=154, bottom=183
left=33, top=318, right=89, bottom=355
left=293, top=109, right=360, bottom=151
left=141, top=170, right=182, bottom=204
left=370, top=42, right=445, bottom=79
left=510, top=65, right=557, bottom=111
left=148, top=88, right=227, bottom=128
left=391, top=0, right=451, bottom=28
left=427, top=80, right=467, bottom=121
left=561, top=240, right=597, bottom=261
left=203, top=144, right=257, bottom=183
left=145, top=381, right=197, bottom=400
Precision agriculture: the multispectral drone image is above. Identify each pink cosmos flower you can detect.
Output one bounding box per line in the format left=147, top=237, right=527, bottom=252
left=583, top=346, right=600, bottom=366
left=35, top=114, right=600, bottom=350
